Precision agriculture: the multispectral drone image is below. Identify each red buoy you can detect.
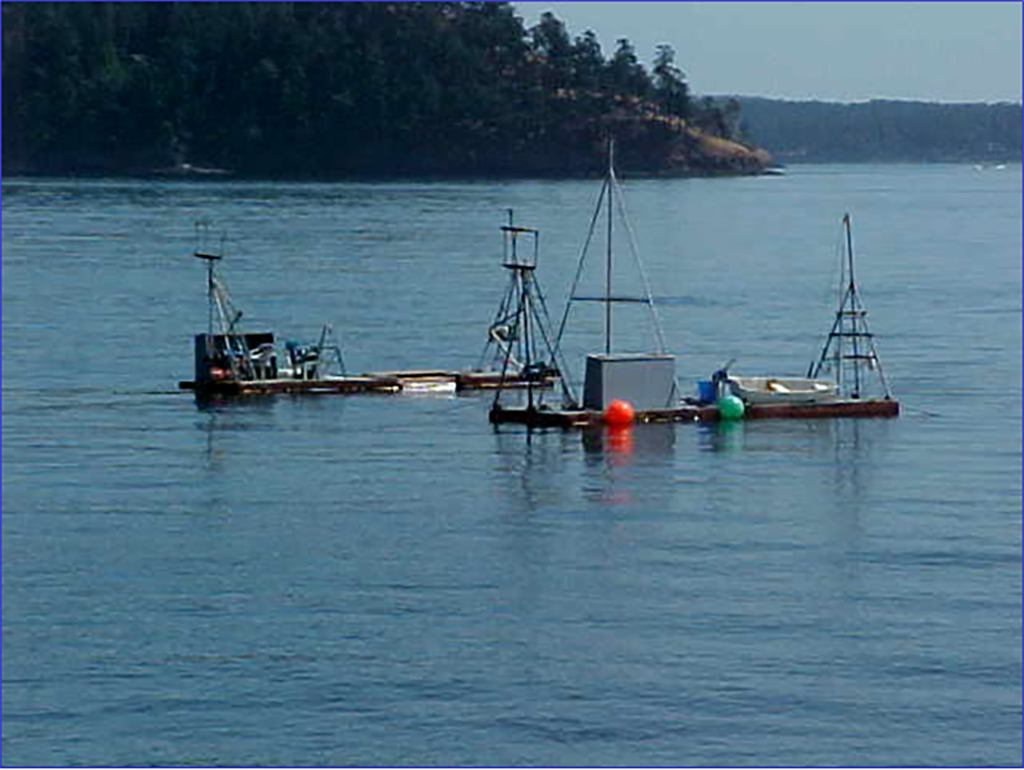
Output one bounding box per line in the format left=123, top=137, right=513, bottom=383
left=604, top=399, right=635, bottom=426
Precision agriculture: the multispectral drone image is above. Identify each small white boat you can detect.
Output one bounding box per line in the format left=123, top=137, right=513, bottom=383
left=725, top=375, right=838, bottom=405
left=398, top=377, right=458, bottom=395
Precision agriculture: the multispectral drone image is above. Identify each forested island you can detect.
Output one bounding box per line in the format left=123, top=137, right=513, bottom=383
left=4, top=3, right=1018, bottom=179
left=2, top=2, right=769, bottom=178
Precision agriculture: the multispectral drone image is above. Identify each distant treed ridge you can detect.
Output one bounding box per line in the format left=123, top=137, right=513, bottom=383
left=734, top=97, right=1022, bottom=164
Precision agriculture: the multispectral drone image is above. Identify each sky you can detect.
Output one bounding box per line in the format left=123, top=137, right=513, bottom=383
left=515, top=1, right=1023, bottom=103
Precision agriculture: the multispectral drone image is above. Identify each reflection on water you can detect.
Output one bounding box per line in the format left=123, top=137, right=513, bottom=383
left=491, top=417, right=894, bottom=513
left=4, top=168, right=1020, bottom=768
left=194, top=392, right=350, bottom=432
left=492, top=428, right=578, bottom=513
left=694, top=417, right=894, bottom=563
left=194, top=391, right=280, bottom=416
left=580, top=423, right=676, bottom=507
left=192, top=395, right=288, bottom=482
left=697, top=420, right=745, bottom=453
left=698, top=415, right=892, bottom=464
left=491, top=422, right=679, bottom=511
left=580, top=422, right=676, bottom=463
left=827, top=418, right=878, bottom=498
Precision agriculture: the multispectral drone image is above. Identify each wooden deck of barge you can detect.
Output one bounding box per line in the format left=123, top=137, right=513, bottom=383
left=489, top=398, right=899, bottom=428
left=179, top=369, right=557, bottom=396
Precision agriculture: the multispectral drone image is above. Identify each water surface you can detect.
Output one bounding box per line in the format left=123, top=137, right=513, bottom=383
left=2, top=165, right=1021, bottom=767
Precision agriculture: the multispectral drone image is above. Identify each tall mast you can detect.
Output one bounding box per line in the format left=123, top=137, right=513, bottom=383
left=605, top=139, right=614, bottom=355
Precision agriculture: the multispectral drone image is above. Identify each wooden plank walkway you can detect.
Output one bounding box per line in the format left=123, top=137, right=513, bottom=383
left=179, top=369, right=557, bottom=396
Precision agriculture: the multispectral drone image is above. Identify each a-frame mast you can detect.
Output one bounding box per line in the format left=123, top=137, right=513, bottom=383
left=551, top=138, right=672, bottom=407
left=809, top=213, right=892, bottom=400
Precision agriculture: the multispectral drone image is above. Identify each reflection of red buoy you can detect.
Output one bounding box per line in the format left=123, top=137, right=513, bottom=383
left=606, top=423, right=634, bottom=458
left=604, top=399, right=635, bottom=426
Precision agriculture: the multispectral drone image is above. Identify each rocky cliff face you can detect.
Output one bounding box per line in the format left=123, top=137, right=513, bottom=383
left=566, top=95, right=774, bottom=177
left=678, top=128, right=774, bottom=174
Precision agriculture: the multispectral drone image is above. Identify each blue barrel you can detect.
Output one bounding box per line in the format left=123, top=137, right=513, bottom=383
left=697, top=380, right=717, bottom=404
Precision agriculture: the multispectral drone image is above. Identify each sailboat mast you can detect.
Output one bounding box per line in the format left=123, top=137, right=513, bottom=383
left=605, top=140, right=614, bottom=355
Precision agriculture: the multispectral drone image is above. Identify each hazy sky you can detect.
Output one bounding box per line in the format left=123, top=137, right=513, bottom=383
left=516, top=2, right=1023, bottom=103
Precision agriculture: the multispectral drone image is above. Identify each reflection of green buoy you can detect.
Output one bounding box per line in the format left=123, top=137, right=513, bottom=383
left=717, top=394, right=745, bottom=420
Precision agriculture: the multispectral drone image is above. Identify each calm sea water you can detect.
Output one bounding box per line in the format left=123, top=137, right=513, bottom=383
left=2, top=165, right=1021, bottom=768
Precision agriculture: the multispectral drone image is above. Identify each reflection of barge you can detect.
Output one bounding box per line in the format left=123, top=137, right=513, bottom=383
left=178, top=223, right=558, bottom=397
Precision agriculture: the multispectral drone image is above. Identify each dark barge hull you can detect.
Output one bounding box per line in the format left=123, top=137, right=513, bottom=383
left=179, top=370, right=557, bottom=396
left=490, top=398, right=899, bottom=428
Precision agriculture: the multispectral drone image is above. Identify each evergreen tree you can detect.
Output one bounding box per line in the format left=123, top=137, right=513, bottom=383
left=652, top=43, right=690, bottom=120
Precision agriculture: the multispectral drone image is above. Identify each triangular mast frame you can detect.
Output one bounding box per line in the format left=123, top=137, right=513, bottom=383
left=553, top=140, right=672, bottom=408
left=808, top=213, right=892, bottom=400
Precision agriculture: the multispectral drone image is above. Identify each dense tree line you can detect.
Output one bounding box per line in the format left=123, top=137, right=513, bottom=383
left=2, top=2, right=754, bottom=177
left=735, top=97, right=1023, bottom=164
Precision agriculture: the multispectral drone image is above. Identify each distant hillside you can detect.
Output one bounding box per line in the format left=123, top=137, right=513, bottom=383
left=733, top=97, right=1022, bottom=164
left=2, top=1, right=770, bottom=178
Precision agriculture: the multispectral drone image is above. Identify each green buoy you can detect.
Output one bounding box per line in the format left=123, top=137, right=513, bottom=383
left=717, top=394, right=745, bottom=421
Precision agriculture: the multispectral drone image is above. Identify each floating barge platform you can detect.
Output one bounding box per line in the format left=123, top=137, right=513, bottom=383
left=487, top=202, right=902, bottom=431
left=490, top=397, right=899, bottom=429
left=180, top=221, right=559, bottom=399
